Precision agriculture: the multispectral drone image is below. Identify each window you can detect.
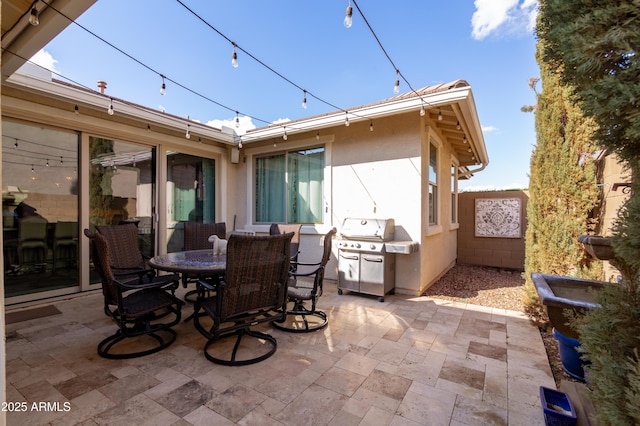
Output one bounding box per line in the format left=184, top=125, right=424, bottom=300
left=451, top=162, right=458, bottom=224
left=256, top=147, right=324, bottom=223
left=428, top=141, right=438, bottom=225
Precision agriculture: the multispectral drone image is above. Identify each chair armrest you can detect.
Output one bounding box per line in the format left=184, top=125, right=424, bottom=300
left=196, top=279, right=217, bottom=291
left=113, top=273, right=179, bottom=291
left=290, top=263, right=323, bottom=278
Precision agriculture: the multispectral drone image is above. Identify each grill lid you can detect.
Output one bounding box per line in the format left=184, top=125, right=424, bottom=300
left=339, top=218, right=395, bottom=241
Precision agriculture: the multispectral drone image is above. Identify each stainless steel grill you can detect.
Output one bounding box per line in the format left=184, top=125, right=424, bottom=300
left=336, top=218, right=418, bottom=302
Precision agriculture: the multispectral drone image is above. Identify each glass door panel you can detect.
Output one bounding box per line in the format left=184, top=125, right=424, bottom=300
left=2, top=120, right=79, bottom=298
left=166, top=152, right=215, bottom=252
left=89, top=137, right=156, bottom=283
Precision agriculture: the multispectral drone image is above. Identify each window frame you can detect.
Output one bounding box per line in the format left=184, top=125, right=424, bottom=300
left=451, top=158, right=459, bottom=228
left=252, top=141, right=328, bottom=225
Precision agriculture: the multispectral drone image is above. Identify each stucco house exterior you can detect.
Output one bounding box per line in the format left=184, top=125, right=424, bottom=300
left=0, top=0, right=490, bottom=414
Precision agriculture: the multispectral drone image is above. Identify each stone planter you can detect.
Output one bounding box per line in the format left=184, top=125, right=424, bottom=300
left=531, top=273, right=606, bottom=339
left=578, top=235, right=615, bottom=261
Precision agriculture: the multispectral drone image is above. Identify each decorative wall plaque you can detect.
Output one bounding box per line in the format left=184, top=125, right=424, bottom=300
left=475, top=198, right=521, bottom=238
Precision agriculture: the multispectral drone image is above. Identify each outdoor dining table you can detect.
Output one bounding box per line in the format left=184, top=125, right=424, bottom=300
left=148, top=249, right=226, bottom=277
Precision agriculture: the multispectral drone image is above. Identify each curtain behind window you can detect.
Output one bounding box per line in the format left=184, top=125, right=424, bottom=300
left=256, top=155, right=286, bottom=222
left=288, top=149, right=324, bottom=223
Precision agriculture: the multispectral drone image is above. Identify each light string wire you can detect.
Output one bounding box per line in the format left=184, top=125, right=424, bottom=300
left=350, top=0, right=432, bottom=109
left=39, top=0, right=373, bottom=142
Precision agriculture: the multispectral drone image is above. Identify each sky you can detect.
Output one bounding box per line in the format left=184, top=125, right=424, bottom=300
left=32, top=0, right=540, bottom=191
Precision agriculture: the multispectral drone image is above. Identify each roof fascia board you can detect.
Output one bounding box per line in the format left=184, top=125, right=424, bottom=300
left=5, top=71, right=234, bottom=144
left=244, top=86, right=474, bottom=142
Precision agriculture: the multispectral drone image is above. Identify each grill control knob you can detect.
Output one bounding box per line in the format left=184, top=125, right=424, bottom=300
left=370, top=244, right=376, bottom=250
left=355, top=243, right=361, bottom=248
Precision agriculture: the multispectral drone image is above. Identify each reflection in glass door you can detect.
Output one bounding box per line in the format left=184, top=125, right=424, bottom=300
left=2, top=120, right=79, bottom=298
left=166, top=152, right=215, bottom=252
left=89, top=137, right=156, bottom=283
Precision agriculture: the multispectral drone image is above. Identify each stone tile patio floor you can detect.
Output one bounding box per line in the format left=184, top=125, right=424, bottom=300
left=5, top=282, right=555, bottom=425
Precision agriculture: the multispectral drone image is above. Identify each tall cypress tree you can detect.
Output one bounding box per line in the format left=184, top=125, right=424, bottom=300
left=538, top=1, right=640, bottom=423
left=523, top=42, right=601, bottom=322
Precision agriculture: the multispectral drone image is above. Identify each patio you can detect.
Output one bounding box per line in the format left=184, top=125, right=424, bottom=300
left=5, top=282, right=554, bottom=425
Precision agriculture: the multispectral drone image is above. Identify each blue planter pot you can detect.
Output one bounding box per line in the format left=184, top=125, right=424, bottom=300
left=553, top=328, right=585, bottom=382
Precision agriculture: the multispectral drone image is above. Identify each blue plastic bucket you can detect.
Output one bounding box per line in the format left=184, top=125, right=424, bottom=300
left=553, top=328, right=585, bottom=381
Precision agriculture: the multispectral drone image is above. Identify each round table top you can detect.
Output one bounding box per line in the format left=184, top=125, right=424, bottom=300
left=148, top=249, right=226, bottom=274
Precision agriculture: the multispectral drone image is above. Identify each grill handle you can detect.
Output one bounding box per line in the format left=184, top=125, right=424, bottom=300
left=363, top=256, right=383, bottom=263
left=339, top=254, right=359, bottom=261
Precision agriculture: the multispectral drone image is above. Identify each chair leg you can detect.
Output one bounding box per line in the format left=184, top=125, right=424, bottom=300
left=97, top=328, right=177, bottom=359
left=273, top=300, right=328, bottom=333
left=202, top=328, right=277, bottom=366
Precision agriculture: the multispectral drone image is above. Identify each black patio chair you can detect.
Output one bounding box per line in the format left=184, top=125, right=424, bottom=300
left=269, top=223, right=302, bottom=269
left=182, top=222, right=227, bottom=301
left=85, top=228, right=183, bottom=359
left=95, top=223, right=156, bottom=284
left=274, top=228, right=336, bottom=333
left=193, top=233, right=292, bottom=365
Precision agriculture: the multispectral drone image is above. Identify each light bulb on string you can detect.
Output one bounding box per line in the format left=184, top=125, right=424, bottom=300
left=344, top=113, right=350, bottom=127
left=107, top=99, right=114, bottom=115
left=456, top=121, right=461, bottom=130
left=29, top=7, right=39, bottom=26
left=185, top=116, right=191, bottom=139
left=231, top=43, right=238, bottom=68
left=46, top=159, right=49, bottom=167
left=369, top=120, right=374, bottom=132
left=160, top=75, right=166, bottom=95
left=283, top=127, right=288, bottom=140
left=393, top=70, right=400, bottom=94
left=420, top=104, right=425, bottom=116
left=316, top=131, right=320, bottom=140
left=274, top=140, right=277, bottom=147
left=235, top=111, right=240, bottom=128
left=302, top=90, right=307, bottom=109
left=438, top=110, right=443, bottom=121
left=31, top=165, right=35, bottom=173
left=238, top=138, right=243, bottom=149
left=60, top=156, right=64, bottom=165
left=147, top=124, right=151, bottom=132
left=344, top=1, right=353, bottom=28
left=74, top=105, right=79, bottom=115
left=14, top=139, right=18, bottom=149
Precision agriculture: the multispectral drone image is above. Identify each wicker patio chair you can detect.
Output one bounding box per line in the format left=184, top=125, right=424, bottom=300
left=182, top=222, right=227, bottom=301
left=85, top=229, right=183, bottom=359
left=184, top=222, right=226, bottom=250
left=193, top=233, right=292, bottom=365
left=269, top=223, right=302, bottom=269
left=274, top=228, right=336, bottom=333
left=95, top=223, right=155, bottom=284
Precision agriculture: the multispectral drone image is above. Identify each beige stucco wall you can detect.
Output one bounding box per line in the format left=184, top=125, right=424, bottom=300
left=232, top=112, right=465, bottom=296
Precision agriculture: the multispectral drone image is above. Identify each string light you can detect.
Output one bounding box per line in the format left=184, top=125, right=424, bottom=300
left=344, top=1, right=353, bottom=28
left=46, top=159, right=49, bottom=167
left=420, top=104, right=425, bottom=116
left=393, top=70, right=400, bottom=94
left=231, top=43, right=238, bottom=68
left=316, top=131, right=320, bottom=140
left=369, top=120, right=374, bottom=131
left=147, top=124, right=151, bottom=132
left=74, top=104, right=79, bottom=115
left=345, top=112, right=350, bottom=127
left=29, top=7, right=39, bottom=26
left=238, top=137, right=243, bottom=149
left=160, top=75, right=166, bottom=95
left=283, top=127, right=288, bottom=140
left=302, top=90, right=307, bottom=109
left=185, top=116, right=191, bottom=139
left=107, top=98, right=114, bottom=115
left=60, top=156, right=64, bottom=165
left=456, top=121, right=461, bottom=130
left=31, top=165, right=35, bottom=173
left=438, top=110, right=443, bottom=121
left=235, top=111, right=240, bottom=128
left=14, top=139, right=18, bottom=149
left=463, top=135, right=467, bottom=144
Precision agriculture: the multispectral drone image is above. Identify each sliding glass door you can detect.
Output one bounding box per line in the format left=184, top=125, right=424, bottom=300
left=2, top=120, right=79, bottom=298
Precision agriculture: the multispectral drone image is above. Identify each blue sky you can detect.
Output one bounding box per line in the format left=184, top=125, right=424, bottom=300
left=32, top=0, right=539, bottom=191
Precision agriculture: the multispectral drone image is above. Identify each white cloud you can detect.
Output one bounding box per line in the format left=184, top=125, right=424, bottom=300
left=482, top=125, right=498, bottom=133
left=207, top=115, right=256, bottom=134
left=271, top=118, right=291, bottom=125
left=471, top=0, right=538, bottom=40
left=29, top=49, right=58, bottom=73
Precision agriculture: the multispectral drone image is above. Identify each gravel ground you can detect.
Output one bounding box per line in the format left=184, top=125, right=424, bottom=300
left=424, top=263, right=568, bottom=386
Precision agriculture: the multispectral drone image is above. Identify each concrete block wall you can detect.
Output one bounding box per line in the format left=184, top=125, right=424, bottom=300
left=457, top=191, right=528, bottom=270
